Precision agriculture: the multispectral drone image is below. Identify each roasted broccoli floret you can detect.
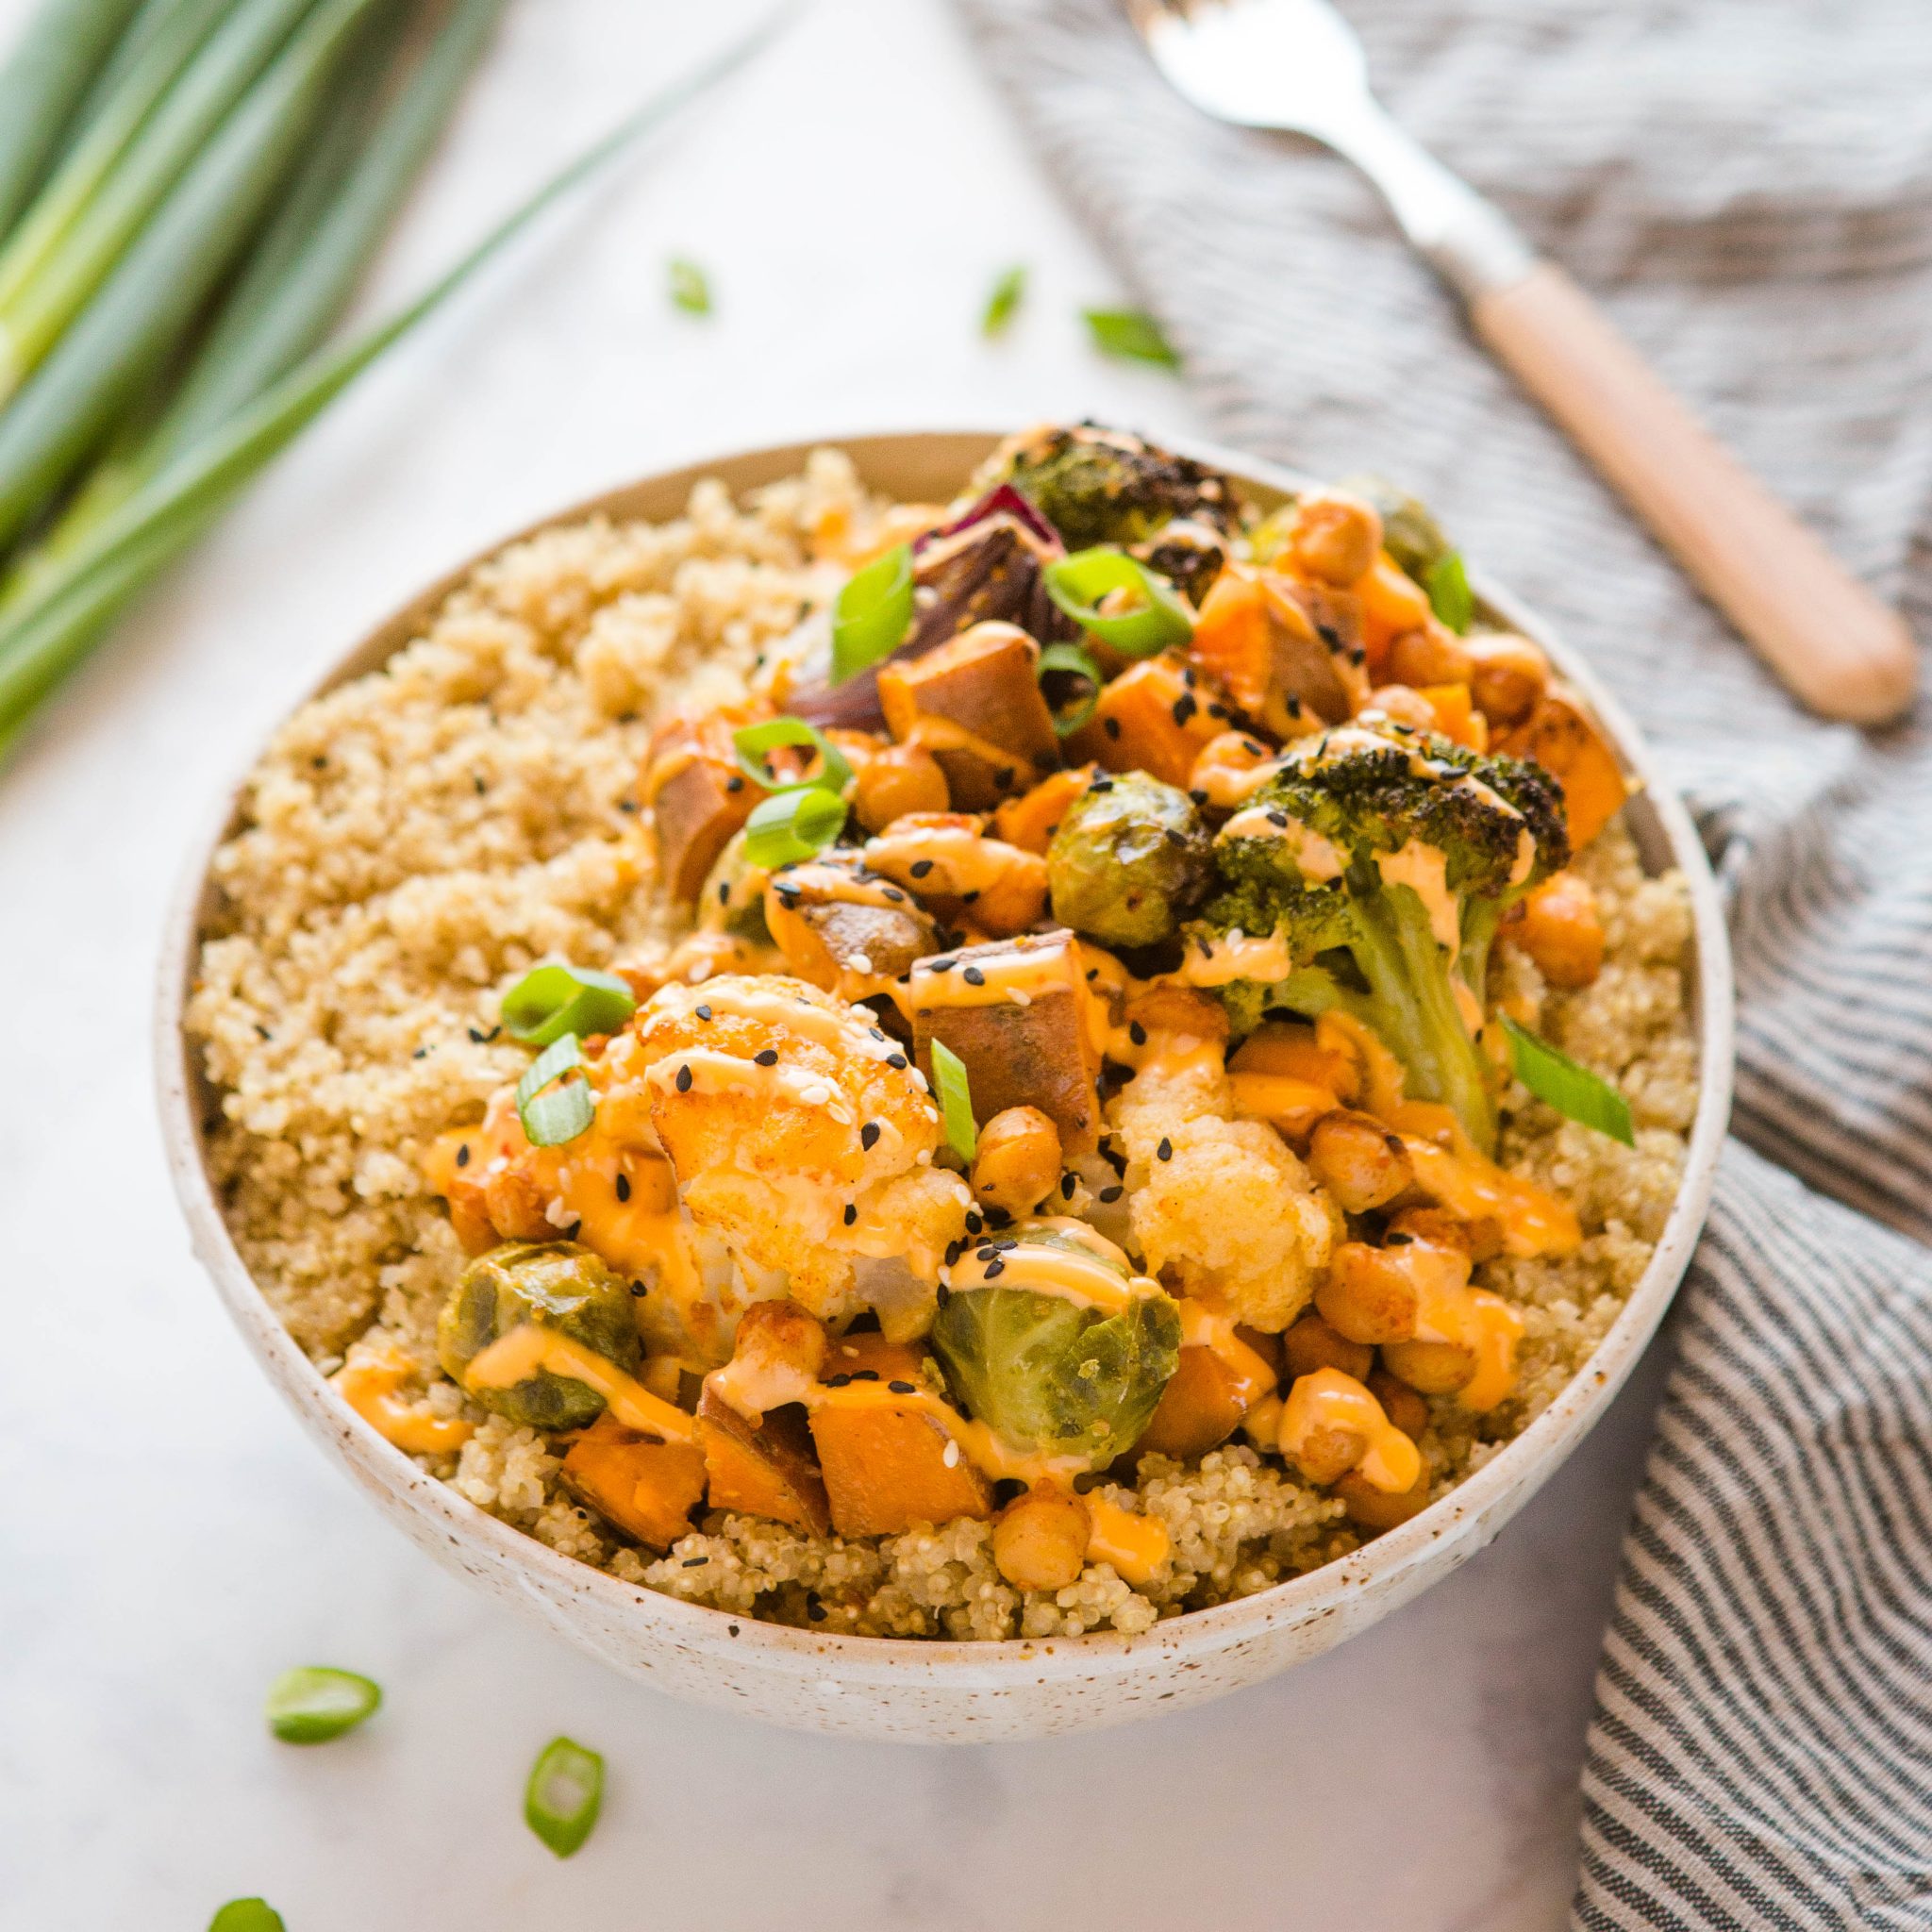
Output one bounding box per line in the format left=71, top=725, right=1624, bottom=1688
left=1195, top=724, right=1568, bottom=1153
left=1005, top=422, right=1236, bottom=551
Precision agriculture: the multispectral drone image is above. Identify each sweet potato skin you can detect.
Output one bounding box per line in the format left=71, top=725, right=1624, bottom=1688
left=1497, top=688, right=1627, bottom=848
left=696, top=1387, right=831, bottom=1534
left=878, top=622, right=1059, bottom=809
left=809, top=1385, right=993, bottom=1538
left=1137, top=1338, right=1278, bottom=1460
left=561, top=1416, right=708, bottom=1550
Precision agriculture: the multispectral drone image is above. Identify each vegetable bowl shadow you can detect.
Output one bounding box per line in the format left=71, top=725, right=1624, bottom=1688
left=155, top=430, right=1735, bottom=1742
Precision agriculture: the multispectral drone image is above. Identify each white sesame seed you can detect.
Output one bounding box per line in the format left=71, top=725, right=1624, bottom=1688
left=1007, top=989, right=1032, bottom=1008
left=799, top=1080, right=833, bottom=1107
left=847, top=951, right=874, bottom=974
left=941, top=1440, right=960, bottom=1469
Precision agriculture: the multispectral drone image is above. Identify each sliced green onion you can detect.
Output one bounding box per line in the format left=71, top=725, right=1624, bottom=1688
left=264, top=1664, right=382, bottom=1743
left=830, top=541, right=914, bottom=684
left=732, top=715, right=854, bottom=796
left=502, top=963, right=636, bottom=1048
left=1425, top=552, right=1474, bottom=634
left=515, top=1033, right=594, bottom=1148
left=1037, top=639, right=1102, bottom=737
left=929, top=1038, right=977, bottom=1161
left=668, top=254, right=709, bottom=314
left=1081, top=306, right=1179, bottom=371
left=1500, top=1015, right=1634, bottom=1146
left=1043, top=547, right=1192, bottom=658
left=741, top=785, right=847, bottom=870
left=208, top=1901, right=284, bottom=1932
left=981, top=263, right=1025, bottom=338
left=525, top=1735, right=604, bottom=1858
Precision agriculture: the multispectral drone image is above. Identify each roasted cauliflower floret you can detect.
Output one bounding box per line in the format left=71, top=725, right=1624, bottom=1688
left=1108, top=1016, right=1338, bottom=1332
left=619, top=974, right=970, bottom=1319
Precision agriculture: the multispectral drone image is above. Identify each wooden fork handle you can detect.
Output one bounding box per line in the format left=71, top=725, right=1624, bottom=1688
left=1470, top=263, right=1918, bottom=725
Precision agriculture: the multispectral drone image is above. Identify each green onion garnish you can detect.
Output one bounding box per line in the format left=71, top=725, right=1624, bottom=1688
left=501, top=963, right=635, bottom=1048
left=1500, top=1015, right=1634, bottom=1146
left=1037, top=639, right=1103, bottom=737
left=1081, top=306, right=1180, bottom=370
left=515, top=1033, right=595, bottom=1148
left=981, top=263, right=1026, bottom=338
left=732, top=715, right=855, bottom=796
left=525, top=1735, right=605, bottom=1858
left=264, top=1664, right=382, bottom=1744
left=668, top=255, right=709, bottom=314
left=742, top=785, right=848, bottom=870
left=929, top=1038, right=977, bottom=1161
left=830, top=541, right=914, bottom=684
left=209, top=1901, right=284, bottom=1932
left=1043, top=547, right=1192, bottom=657
left=1425, top=552, right=1474, bottom=634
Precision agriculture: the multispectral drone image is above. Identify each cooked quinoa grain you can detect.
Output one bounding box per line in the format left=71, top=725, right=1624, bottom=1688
left=186, top=447, right=1697, bottom=1641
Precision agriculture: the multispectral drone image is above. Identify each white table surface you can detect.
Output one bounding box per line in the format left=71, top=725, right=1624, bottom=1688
left=0, top=1, right=1675, bottom=1924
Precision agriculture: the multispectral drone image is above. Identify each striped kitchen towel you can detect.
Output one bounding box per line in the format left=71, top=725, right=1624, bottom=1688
left=955, top=1, right=1932, bottom=1923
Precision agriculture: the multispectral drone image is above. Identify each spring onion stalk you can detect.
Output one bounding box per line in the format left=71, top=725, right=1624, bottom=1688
left=502, top=963, right=636, bottom=1048
left=1043, top=547, right=1192, bottom=656
left=1499, top=1015, right=1635, bottom=1145
left=930, top=1039, right=977, bottom=1161
left=0, top=0, right=146, bottom=240
left=525, top=1736, right=605, bottom=1858
left=9, top=0, right=505, bottom=597
left=0, top=0, right=385, bottom=553
left=263, top=1664, right=383, bottom=1742
left=0, top=0, right=232, bottom=321
left=732, top=715, right=854, bottom=794
left=0, top=14, right=786, bottom=752
left=208, top=1901, right=285, bottom=1932
left=0, top=0, right=327, bottom=399
left=830, top=540, right=913, bottom=682
left=741, top=785, right=847, bottom=869
left=1036, top=639, right=1102, bottom=737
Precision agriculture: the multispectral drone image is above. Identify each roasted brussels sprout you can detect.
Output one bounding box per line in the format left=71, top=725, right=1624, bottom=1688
left=1342, top=474, right=1450, bottom=586
left=437, top=1241, right=641, bottom=1431
left=1007, top=423, right=1236, bottom=551
left=695, top=829, right=772, bottom=944
left=932, top=1235, right=1181, bottom=1465
left=1048, top=771, right=1213, bottom=948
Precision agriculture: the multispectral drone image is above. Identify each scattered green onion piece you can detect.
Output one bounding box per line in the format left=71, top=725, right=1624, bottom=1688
left=930, top=1038, right=977, bottom=1162
left=208, top=1901, right=284, bottom=1932
left=981, top=262, right=1025, bottom=338
left=1081, top=306, right=1179, bottom=370
left=741, top=785, right=847, bottom=870
left=1500, top=1015, right=1634, bottom=1146
left=829, top=541, right=914, bottom=684
left=515, top=1032, right=595, bottom=1147
left=525, top=1735, right=605, bottom=1858
left=264, top=1664, right=382, bottom=1743
left=1037, top=639, right=1102, bottom=737
left=1042, top=546, right=1192, bottom=658
left=732, top=715, right=855, bottom=795
left=1425, top=551, right=1474, bottom=634
left=667, top=254, right=709, bottom=314
left=501, top=962, right=635, bottom=1048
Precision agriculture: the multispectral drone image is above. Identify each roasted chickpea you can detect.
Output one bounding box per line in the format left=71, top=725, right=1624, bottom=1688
left=1379, top=1337, right=1476, bottom=1397
left=1316, top=1235, right=1472, bottom=1345
left=1338, top=1465, right=1432, bottom=1532
left=1367, top=1367, right=1430, bottom=1441
left=1292, top=1421, right=1369, bottom=1488
left=1307, top=1108, right=1414, bottom=1213
left=707, top=1298, right=828, bottom=1419
left=1384, top=625, right=1474, bottom=691
left=970, top=1107, right=1064, bottom=1218
left=1504, top=870, right=1606, bottom=989
left=1387, top=1206, right=1506, bottom=1264
left=1463, top=632, right=1549, bottom=729
left=1288, top=488, right=1384, bottom=588
left=1360, top=683, right=1440, bottom=734
left=853, top=741, right=949, bottom=833
left=1280, top=1311, right=1374, bottom=1384
left=991, top=1484, right=1091, bottom=1591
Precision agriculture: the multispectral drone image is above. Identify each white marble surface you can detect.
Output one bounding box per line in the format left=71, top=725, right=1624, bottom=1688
left=0, top=0, right=1674, bottom=1924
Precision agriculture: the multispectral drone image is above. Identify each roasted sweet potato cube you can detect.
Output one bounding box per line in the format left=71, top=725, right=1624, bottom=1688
left=820, top=1332, right=936, bottom=1385
left=809, top=1391, right=992, bottom=1537
left=877, top=620, right=1059, bottom=809
left=908, top=930, right=1100, bottom=1154
left=560, top=1415, right=708, bottom=1550
left=1137, top=1336, right=1278, bottom=1461
left=1191, top=565, right=1367, bottom=733
left=1497, top=688, right=1627, bottom=849
left=696, top=1387, right=831, bottom=1534
left=643, top=714, right=759, bottom=903
left=1063, top=651, right=1227, bottom=787
left=992, top=765, right=1095, bottom=855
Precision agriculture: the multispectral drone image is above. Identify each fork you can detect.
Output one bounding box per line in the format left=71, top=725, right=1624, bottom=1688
left=1126, top=0, right=1918, bottom=725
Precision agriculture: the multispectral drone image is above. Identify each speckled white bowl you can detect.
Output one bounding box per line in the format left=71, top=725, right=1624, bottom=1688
left=158, top=431, right=1734, bottom=1741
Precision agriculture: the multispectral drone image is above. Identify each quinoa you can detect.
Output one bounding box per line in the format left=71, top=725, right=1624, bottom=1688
left=185, top=452, right=1698, bottom=1641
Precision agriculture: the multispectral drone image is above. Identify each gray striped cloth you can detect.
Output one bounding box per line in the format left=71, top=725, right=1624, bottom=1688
left=955, top=2, right=1932, bottom=1922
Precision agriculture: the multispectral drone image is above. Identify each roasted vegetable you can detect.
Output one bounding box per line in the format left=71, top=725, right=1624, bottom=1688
left=1047, top=770, right=1212, bottom=948
left=1004, top=422, right=1236, bottom=550
left=931, top=1228, right=1181, bottom=1466
left=1343, top=475, right=1452, bottom=586
left=437, top=1242, right=641, bottom=1431
left=1191, top=563, right=1368, bottom=733
left=761, top=857, right=937, bottom=992
left=560, top=1416, right=708, bottom=1549
left=643, top=708, right=760, bottom=903
left=697, top=1385, right=831, bottom=1534
left=1136, top=1327, right=1278, bottom=1461
left=1495, top=688, right=1628, bottom=848
left=1200, top=724, right=1569, bottom=1152
left=1061, top=650, right=1231, bottom=786
left=1136, top=518, right=1228, bottom=606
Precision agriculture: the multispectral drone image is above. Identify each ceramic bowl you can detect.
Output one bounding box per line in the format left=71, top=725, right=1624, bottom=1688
left=157, top=431, right=1734, bottom=1741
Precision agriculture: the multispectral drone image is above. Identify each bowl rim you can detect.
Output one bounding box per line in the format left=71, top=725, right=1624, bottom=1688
left=155, top=425, right=1735, bottom=1680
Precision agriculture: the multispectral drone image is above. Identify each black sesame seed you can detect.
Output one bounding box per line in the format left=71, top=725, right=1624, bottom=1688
left=1385, top=1231, right=1415, bottom=1246
left=843, top=1204, right=858, bottom=1225
left=852, top=1370, right=880, bottom=1382
left=456, top=1143, right=471, bottom=1168
left=1129, top=1021, right=1147, bottom=1046
left=882, top=886, right=906, bottom=903
left=1172, top=694, right=1198, bottom=726
left=412, top=1047, right=427, bottom=1059
left=755, top=1048, right=779, bottom=1066
left=975, top=1244, right=1000, bottom=1262
left=1241, top=738, right=1264, bottom=756
left=675, top=1063, right=692, bottom=1092
left=1157, top=1137, right=1174, bottom=1161
left=808, top=1600, right=827, bottom=1622
left=960, top=889, right=980, bottom=904
left=886, top=1052, right=908, bottom=1070
left=889, top=1380, right=916, bottom=1394
left=726, top=774, right=746, bottom=794
left=869, top=1024, right=887, bottom=1040
left=563, top=1221, right=582, bottom=1241
left=984, top=1257, right=1006, bottom=1278
left=718, top=880, right=731, bottom=904
left=943, top=1240, right=963, bottom=1267
left=962, top=966, right=985, bottom=986
left=909, top=858, right=934, bottom=878
left=617, top=798, right=638, bottom=813
left=1190, top=789, right=1209, bottom=806
left=1061, top=1172, right=1076, bottom=1198
left=473, top=775, right=487, bottom=795
left=254, top=1024, right=272, bottom=1041
left=1099, top=1184, right=1124, bottom=1203
left=616, top=1173, right=631, bottom=1202
left=630, top=1281, right=648, bottom=1297
left=1090, top=778, right=1114, bottom=794
left=695, top=1004, right=712, bottom=1021
left=826, top=1373, right=852, bottom=1388
left=965, top=1210, right=984, bottom=1234
left=1267, top=809, right=1289, bottom=828
left=682, top=1557, right=708, bottom=1568
left=860, top=1122, right=881, bottom=1151
left=1103, top=717, right=1122, bottom=741
left=926, top=957, right=957, bottom=973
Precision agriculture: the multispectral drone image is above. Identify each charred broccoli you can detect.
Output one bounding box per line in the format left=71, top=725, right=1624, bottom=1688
left=1196, top=724, right=1568, bottom=1153
left=1005, top=423, right=1236, bottom=551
